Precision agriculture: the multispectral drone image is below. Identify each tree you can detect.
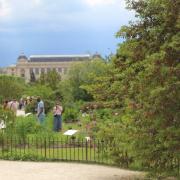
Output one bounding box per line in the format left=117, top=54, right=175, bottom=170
left=24, top=84, right=53, bottom=100
left=62, top=58, right=108, bottom=102
left=86, top=0, right=180, bottom=176
left=39, top=70, right=61, bottom=90
left=46, top=70, right=61, bottom=90
left=0, top=75, right=25, bottom=102
left=30, top=71, right=36, bottom=83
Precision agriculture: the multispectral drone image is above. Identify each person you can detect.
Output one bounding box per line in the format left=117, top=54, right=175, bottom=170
left=7, top=99, right=19, bottom=115
left=19, top=98, right=24, bottom=110
left=36, top=97, right=45, bottom=124
left=53, top=101, right=63, bottom=132
left=3, top=100, right=9, bottom=110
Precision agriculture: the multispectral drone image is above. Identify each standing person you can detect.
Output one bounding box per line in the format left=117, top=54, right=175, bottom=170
left=53, top=101, right=63, bottom=132
left=3, top=100, right=9, bottom=110
left=37, top=97, right=45, bottom=124
left=19, top=98, right=24, bottom=110
left=7, top=99, right=19, bottom=115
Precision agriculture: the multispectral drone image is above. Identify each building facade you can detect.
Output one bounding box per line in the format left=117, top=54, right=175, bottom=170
left=4, top=54, right=91, bottom=82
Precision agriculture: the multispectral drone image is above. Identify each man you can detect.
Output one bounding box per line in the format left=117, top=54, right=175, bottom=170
left=37, top=97, right=45, bottom=124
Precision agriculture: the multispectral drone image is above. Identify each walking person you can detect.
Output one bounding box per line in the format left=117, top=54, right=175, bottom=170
left=53, top=101, right=63, bottom=132
left=36, top=97, right=45, bottom=124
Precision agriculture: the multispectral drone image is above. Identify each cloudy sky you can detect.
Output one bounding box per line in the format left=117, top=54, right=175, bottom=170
left=0, top=0, right=134, bottom=67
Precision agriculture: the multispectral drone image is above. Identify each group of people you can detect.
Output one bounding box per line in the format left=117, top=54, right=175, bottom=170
left=37, top=97, right=63, bottom=132
left=36, top=97, right=63, bottom=132
left=2, top=97, right=63, bottom=132
left=3, top=99, right=19, bottom=114
left=3, top=97, right=33, bottom=113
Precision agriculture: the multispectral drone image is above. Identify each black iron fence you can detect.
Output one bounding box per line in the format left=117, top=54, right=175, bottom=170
left=0, top=137, right=115, bottom=165
left=0, top=136, right=179, bottom=177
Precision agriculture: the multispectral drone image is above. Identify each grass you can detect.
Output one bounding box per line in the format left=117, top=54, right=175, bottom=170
left=0, top=145, right=114, bottom=164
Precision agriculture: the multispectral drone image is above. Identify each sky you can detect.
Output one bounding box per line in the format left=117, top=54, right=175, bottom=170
left=0, top=0, right=134, bottom=67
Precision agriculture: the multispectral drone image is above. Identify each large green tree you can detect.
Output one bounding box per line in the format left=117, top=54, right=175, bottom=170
left=39, top=70, right=61, bottom=90
left=0, top=75, right=25, bottom=102
left=86, top=0, right=180, bottom=176
left=61, top=58, right=108, bottom=102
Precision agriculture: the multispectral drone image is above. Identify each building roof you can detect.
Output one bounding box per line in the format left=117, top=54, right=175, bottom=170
left=29, top=54, right=91, bottom=62
left=18, top=54, right=28, bottom=60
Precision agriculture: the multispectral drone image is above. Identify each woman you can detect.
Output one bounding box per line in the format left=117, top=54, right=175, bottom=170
left=53, top=102, right=63, bottom=132
left=3, top=100, right=9, bottom=110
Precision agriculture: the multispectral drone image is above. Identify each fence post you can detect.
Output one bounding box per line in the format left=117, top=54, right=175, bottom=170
left=86, top=140, right=88, bottom=161
left=2, top=137, right=4, bottom=157
left=44, top=138, right=46, bottom=159
left=178, top=158, right=180, bottom=177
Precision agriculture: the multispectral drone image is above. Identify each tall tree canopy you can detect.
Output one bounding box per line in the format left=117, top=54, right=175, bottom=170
left=85, top=0, right=180, bottom=175
left=61, top=58, right=108, bottom=103
left=0, top=75, right=25, bottom=102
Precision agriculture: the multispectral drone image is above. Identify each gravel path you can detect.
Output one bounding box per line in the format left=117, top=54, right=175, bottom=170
left=0, top=160, right=144, bottom=180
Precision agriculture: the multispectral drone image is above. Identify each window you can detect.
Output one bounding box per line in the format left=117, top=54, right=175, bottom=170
left=58, top=68, right=62, bottom=73
left=30, top=68, right=34, bottom=73
left=47, top=68, right=51, bottom=72
left=64, top=67, right=68, bottom=74
left=41, top=68, right=45, bottom=73
left=35, top=68, right=39, bottom=75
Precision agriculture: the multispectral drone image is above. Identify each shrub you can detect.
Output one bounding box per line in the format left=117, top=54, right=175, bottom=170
left=63, top=108, right=79, bottom=123
left=0, top=106, right=16, bottom=137
left=43, top=99, right=54, bottom=114
left=25, top=101, right=37, bottom=114
left=14, top=115, right=38, bottom=140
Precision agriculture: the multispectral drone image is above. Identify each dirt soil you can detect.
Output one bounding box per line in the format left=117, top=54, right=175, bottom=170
left=0, top=160, right=144, bottom=180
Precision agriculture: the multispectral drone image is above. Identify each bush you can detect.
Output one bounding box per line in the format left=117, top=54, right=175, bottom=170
left=14, top=115, right=38, bottom=140
left=25, top=101, right=37, bottom=114
left=43, top=99, right=54, bottom=114
left=63, top=108, right=79, bottom=123
left=0, top=106, right=16, bottom=137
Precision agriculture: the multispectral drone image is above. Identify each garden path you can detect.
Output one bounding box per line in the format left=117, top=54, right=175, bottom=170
left=16, top=109, right=25, bottom=116
left=0, top=160, right=144, bottom=180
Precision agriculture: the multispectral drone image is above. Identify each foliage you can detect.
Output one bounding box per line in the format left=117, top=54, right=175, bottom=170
left=25, top=100, right=37, bottom=114
left=84, top=0, right=180, bottom=177
left=0, top=106, right=16, bottom=137
left=14, top=115, right=38, bottom=140
left=30, top=71, right=36, bottom=83
left=0, top=75, right=25, bottom=103
left=24, top=85, right=55, bottom=114
left=63, top=108, right=79, bottom=123
left=39, top=70, right=61, bottom=90
left=0, top=152, right=47, bottom=161
left=61, top=58, right=108, bottom=102
left=43, top=99, right=54, bottom=114
left=25, top=99, right=54, bottom=114
left=0, top=1, right=179, bottom=177
left=24, top=84, right=53, bottom=100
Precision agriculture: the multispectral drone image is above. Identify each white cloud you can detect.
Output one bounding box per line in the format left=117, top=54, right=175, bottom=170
left=84, top=0, right=118, bottom=7
left=0, top=0, right=43, bottom=20
left=32, top=0, right=42, bottom=6
left=0, top=0, right=11, bottom=18
left=0, top=0, right=133, bottom=33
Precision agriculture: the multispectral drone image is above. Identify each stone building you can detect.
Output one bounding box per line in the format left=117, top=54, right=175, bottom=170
left=5, top=54, right=91, bottom=82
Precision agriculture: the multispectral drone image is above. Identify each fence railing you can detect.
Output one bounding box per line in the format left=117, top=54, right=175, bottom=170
left=0, top=137, right=115, bottom=165
left=0, top=136, right=179, bottom=177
